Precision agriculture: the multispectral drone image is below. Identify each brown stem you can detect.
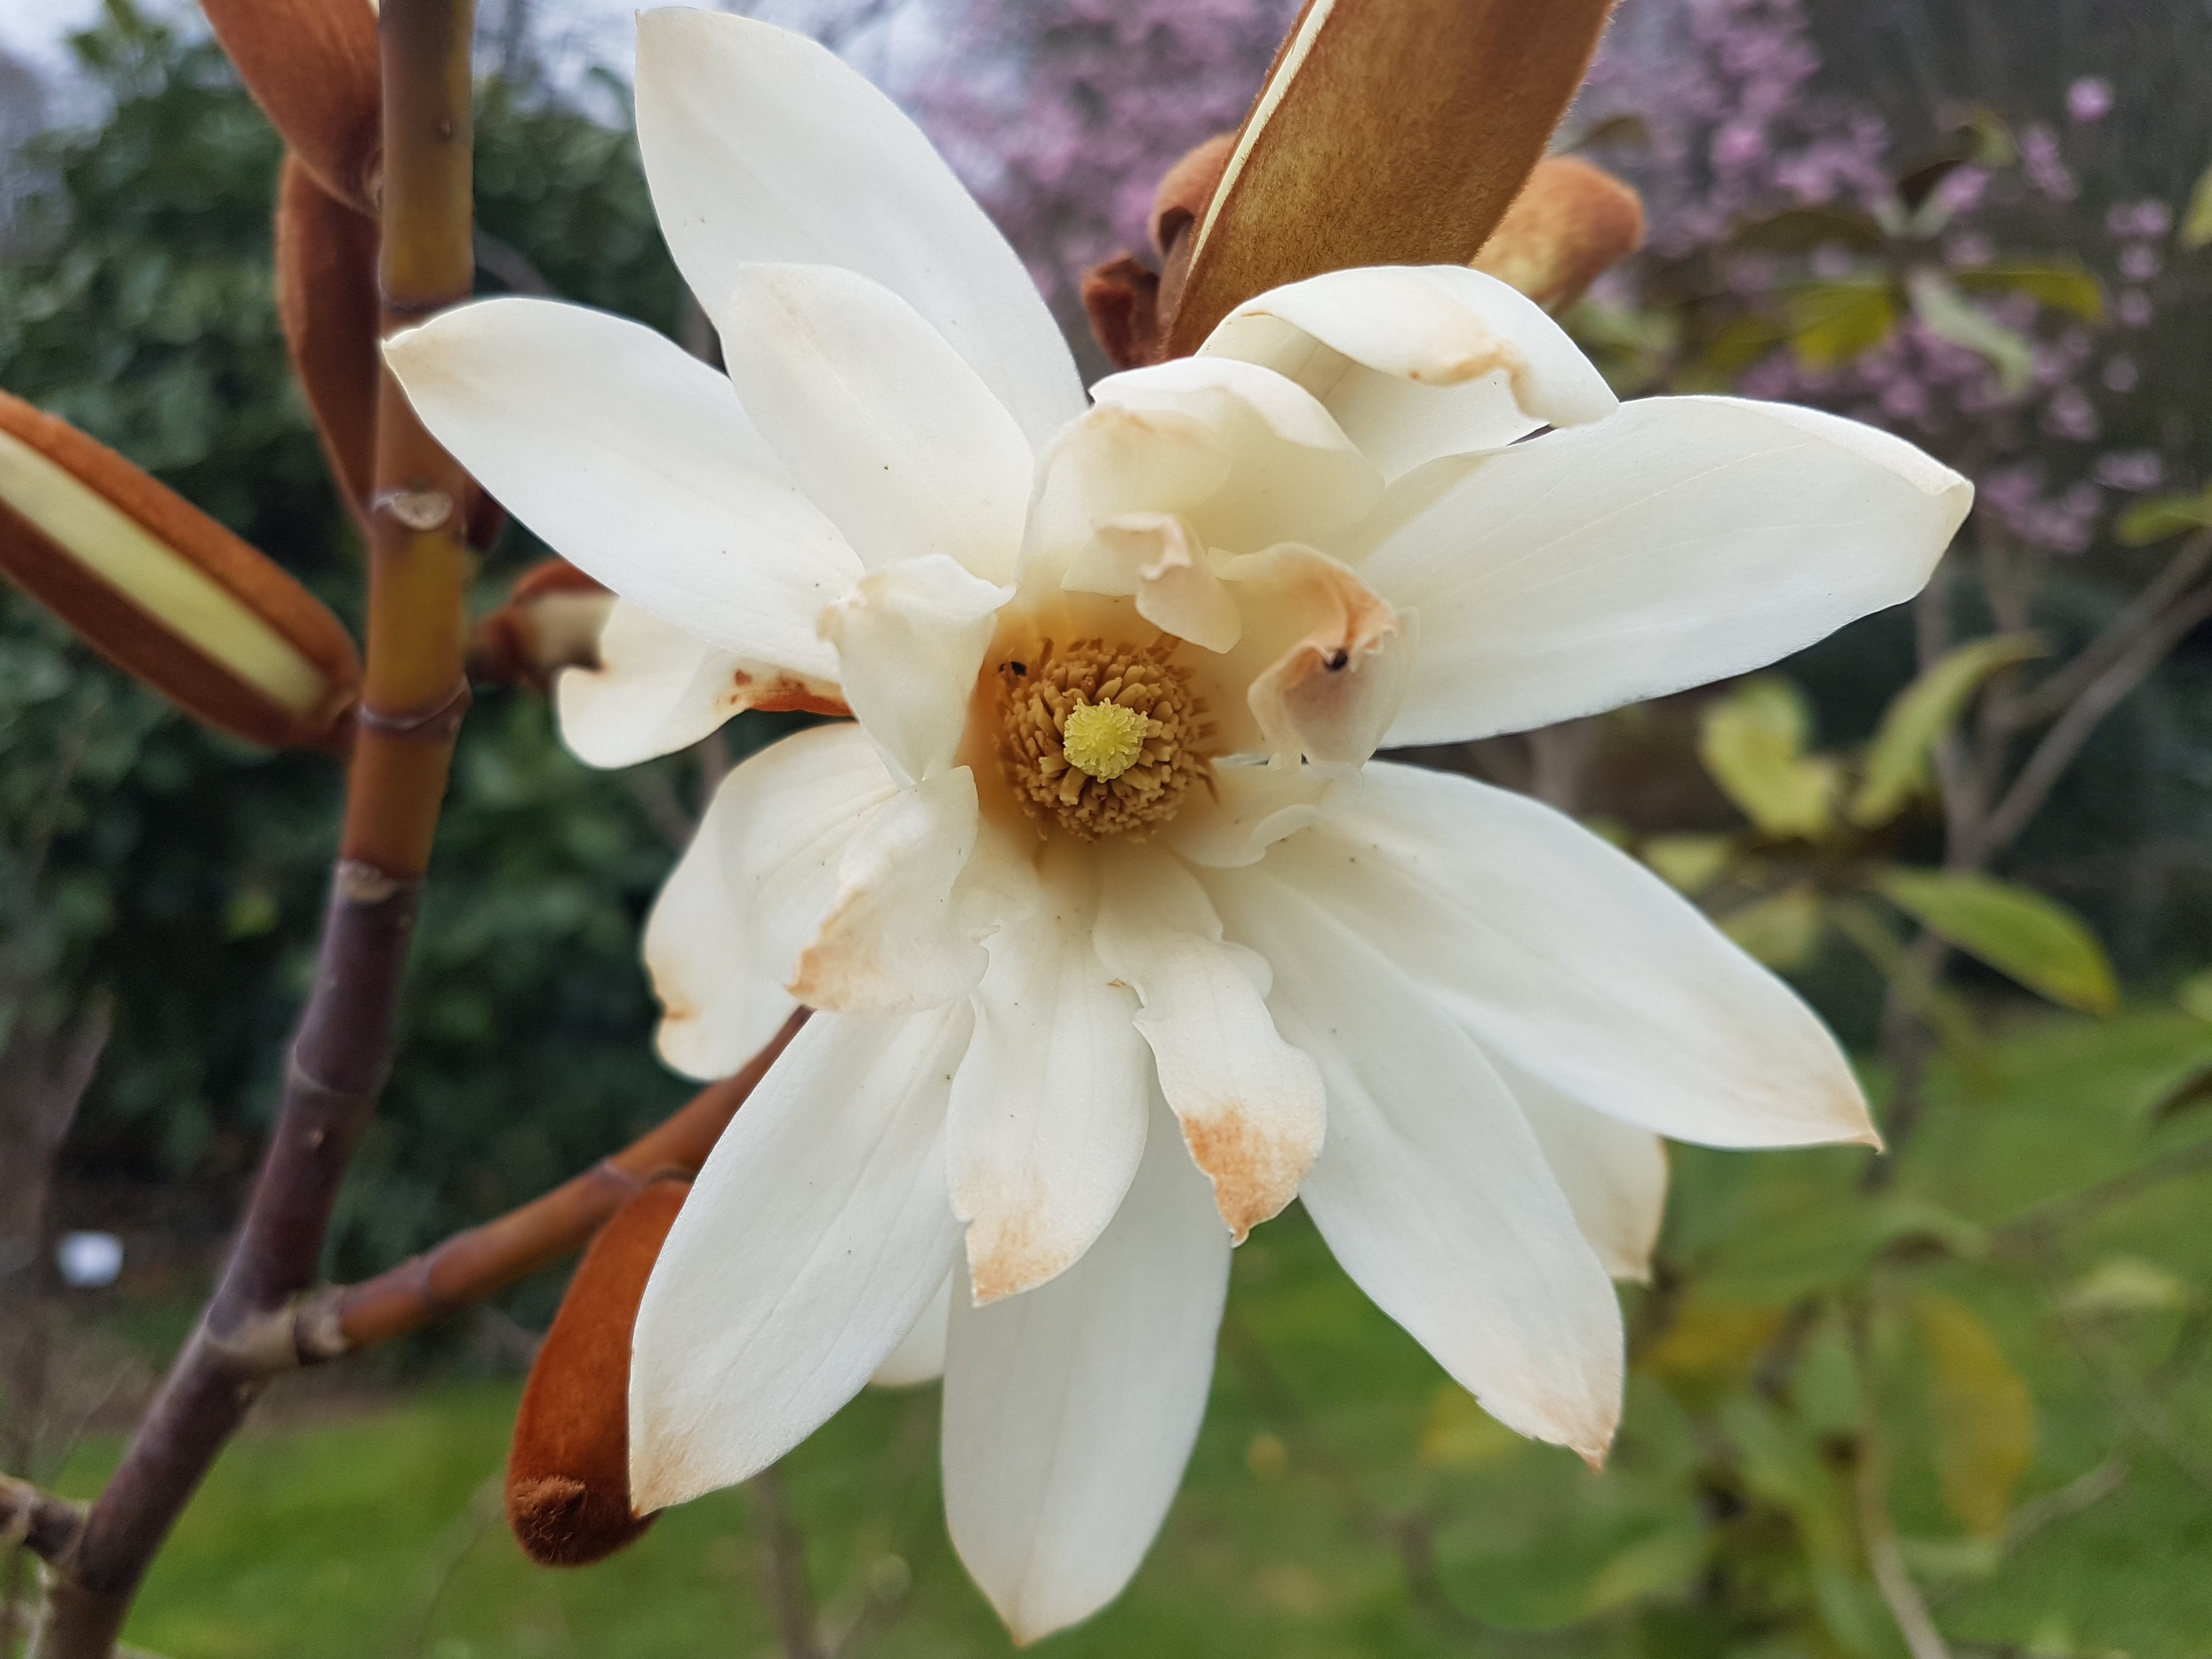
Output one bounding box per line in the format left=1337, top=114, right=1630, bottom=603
left=35, top=6, right=478, bottom=1654
left=1, top=1475, right=85, bottom=1565
left=306, top=1009, right=804, bottom=1358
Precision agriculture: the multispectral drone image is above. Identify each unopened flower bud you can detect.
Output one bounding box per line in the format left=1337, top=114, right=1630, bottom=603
left=468, top=560, right=616, bottom=691
left=507, top=1178, right=689, bottom=1567
left=1470, top=156, right=1646, bottom=313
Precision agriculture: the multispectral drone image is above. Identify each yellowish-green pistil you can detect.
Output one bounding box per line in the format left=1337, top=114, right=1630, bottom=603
left=1061, top=699, right=1148, bottom=780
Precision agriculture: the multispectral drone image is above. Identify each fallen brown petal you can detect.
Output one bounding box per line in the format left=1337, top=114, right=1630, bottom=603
left=0, top=391, right=360, bottom=750
left=204, top=0, right=383, bottom=215
left=276, top=155, right=381, bottom=533
left=1471, top=156, right=1646, bottom=313
left=1166, top=0, right=1617, bottom=356
left=507, top=1179, right=690, bottom=1567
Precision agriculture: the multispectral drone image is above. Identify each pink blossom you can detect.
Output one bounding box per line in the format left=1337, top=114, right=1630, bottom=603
left=2066, top=77, right=2113, bottom=123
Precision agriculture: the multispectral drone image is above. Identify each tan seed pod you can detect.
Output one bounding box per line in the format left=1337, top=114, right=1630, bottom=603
left=0, top=392, right=360, bottom=750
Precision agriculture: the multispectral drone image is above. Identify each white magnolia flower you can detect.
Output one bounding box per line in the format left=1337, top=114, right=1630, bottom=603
left=387, top=9, right=1971, bottom=1640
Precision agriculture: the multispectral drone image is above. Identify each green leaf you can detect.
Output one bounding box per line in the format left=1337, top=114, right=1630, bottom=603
left=1721, top=885, right=1826, bottom=971
left=1580, top=1527, right=1703, bottom=1614
left=1908, top=270, right=2035, bottom=394
left=1699, top=678, right=1838, bottom=839
left=1872, top=867, right=2119, bottom=1013
left=2117, top=486, right=2212, bottom=546
left=1418, top=1384, right=1523, bottom=1469
left=2184, top=160, right=2212, bottom=250
left=2061, top=1256, right=2198, bottom=1316
left=1786, top=278, right=1897, bottom=371
left=1643, top=833, right=1736, bottom=896
left=1853, top=633, right=2050, bottom=826
left=1954, top=261, right=2104, bottom=322
left=2179, top=967, right=2212, bottom=1023
left=1912, top=1291, right=2035, bottom=1537
left=1730, top=206, right=1886, bottom=254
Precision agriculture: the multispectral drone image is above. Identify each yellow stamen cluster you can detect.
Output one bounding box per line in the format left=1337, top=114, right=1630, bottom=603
left=998, top=637, right=1210, bottom=840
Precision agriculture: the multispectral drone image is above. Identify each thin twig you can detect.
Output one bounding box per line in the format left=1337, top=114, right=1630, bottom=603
left=1999, top=531, right=2212, bottom=731
left=1847, top=1304, right=1953, bottom=1659
left=1970, top=579, right=2212, bottom=864
left=1988, top=1137, right=2212, bottom=1258
left=752, top=1465, right=826, bottom=1659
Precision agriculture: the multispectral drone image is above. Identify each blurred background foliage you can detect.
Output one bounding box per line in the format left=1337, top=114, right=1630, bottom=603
left=3, top=0, right=2212, bottom=1655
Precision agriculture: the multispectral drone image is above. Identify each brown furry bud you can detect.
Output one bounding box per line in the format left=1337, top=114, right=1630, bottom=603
left=1471, top=156, right=1646, bottom=313
left=506, top=1179, right=688, bottom=1567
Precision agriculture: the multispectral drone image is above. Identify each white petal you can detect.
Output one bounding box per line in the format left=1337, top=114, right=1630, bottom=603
left=555, top=599, right=844, bottom=769
left=790, top=766, right=988, bottom=1014
left=1089, top=357, right=1381, bottom=554
left=384, top=297, right=856, bottom=678
left=1499, top=1058, right=1667, bottom=1284
left=1359, top=395, right=1974, bottom=746
left=633, top=9, right=1082, bottom=452
left=644, top=725, right=894, bottom=1080
left=1204, top=862, right=1623, bottom=1460
left=715, top=264, right=1032, bottom=584
left=1063, top=513, right=1243, bottom=652
left=1163, top=759, right=1333, bottom=868
left=1023, top=402, right=1232, bottom=600
left=1093, top=845, right=1324, bottom=1240
left=941, top=1094, right=1229, bottom=1644
left=1216, top=544, right=1413, bottom=770
left=630, top=1005, right=969, bottom=1510
left=1201, top=265, right=1618, bottom=481
left=1285, top=760, right=1877, bottom=1148
left=947, top=844, right=1150, bottom=1304
left=817, top=554, right=1008, bottom=786
left=871, top=1271, right=951, bottom=1388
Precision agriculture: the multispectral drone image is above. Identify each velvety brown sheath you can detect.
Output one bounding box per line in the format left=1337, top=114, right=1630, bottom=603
left=506, top=1178, right=690, bottom=1566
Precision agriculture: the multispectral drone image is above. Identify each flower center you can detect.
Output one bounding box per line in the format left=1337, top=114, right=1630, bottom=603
left=996, top=637, right=1210, bottom=840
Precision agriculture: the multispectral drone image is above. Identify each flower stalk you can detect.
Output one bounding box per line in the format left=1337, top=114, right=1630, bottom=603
left=33, top=4, right=478, bottom=1652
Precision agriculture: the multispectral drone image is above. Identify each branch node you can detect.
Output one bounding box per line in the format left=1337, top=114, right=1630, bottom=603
left=373, top=483, right=455, bottom=532
left=354, top=680, right=471, bottom=743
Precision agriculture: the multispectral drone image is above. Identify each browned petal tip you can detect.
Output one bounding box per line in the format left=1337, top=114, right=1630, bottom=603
left=1165, top=0, right=1618, bottom=356
left=467, top=559, right=614, bottom=690
left=1470, top=155, right=1645, bottom=313
left=0, top=391, right=361, bottom=750
left=506, top=1178, right=688, bottom=1568
left=205, top=0, right=382, bottom=215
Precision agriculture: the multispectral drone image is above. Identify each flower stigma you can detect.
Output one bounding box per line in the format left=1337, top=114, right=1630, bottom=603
left=996, top=635, right=1211, bottom=841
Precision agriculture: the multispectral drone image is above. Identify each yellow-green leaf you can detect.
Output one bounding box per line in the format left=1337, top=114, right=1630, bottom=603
left=1853, top=633, right=2050, bottom=826
left=1643, top=833, right=1736, bottom=895
left=2184, top=160, right=2212, bottom=251
left=1872, top=867, right=2118, bottom=1013
left=1699, top=677, right=1837, bottom=838
left=2061, top=1256, right=2198, bottom=1316
left=1581, top=1528, right=1703, bottom=1613
left=2117, top=486, right=2212, bottom=546
left=1909, top=270, right=2035, bottom=394
left=1912, top=1291, right=2035, bottom=1537
left=1722, top=885, right=1826, bottom=970
left=2179, top=967, right=2212, bottom=1023
left=1786, top=278, right=1897, bottom=370
left=1954, top=261, right=2104, bottom=322
left=1418, top=1384, right=1522, bottom=1469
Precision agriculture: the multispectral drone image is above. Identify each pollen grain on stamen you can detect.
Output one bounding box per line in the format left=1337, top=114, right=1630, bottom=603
left=998, top=636, right=1211, bottom=841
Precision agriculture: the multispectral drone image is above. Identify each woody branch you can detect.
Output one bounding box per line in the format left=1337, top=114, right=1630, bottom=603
left=33, top=3, right=478, bottom=1653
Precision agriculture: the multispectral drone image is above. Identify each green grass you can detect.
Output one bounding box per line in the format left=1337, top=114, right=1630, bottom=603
left=46, top=1008, right=2212, bottom=1658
